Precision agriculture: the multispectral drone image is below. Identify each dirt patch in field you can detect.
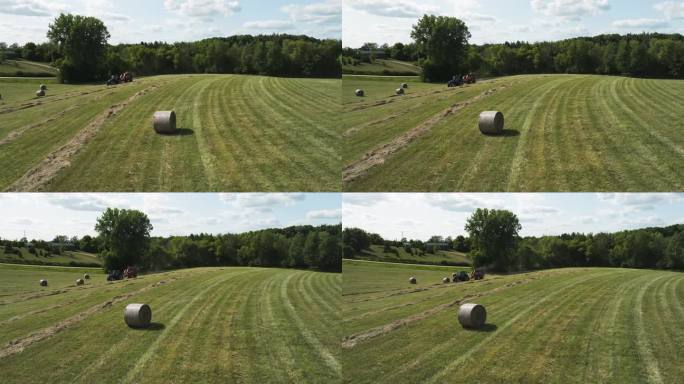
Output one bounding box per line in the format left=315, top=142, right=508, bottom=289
left=342, top=277, right=531, bottom=349
left=343, top=85, right=507, bottom=184
left=0, top=278, right=172, bottom=359
left=5, top=85, right=157, bottom=192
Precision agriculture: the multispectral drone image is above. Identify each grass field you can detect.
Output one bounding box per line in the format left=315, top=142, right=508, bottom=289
left=0, top=74, right=340, bottom=191
left=0, top=60, right=59, bottom=77
left=353, top=244, right=470, bottom=266
left=342, top=260, right=684, bottom=383
left=0, top=247, right=101, bottom=267
left=0, top=264, right=341, bottom=383
left=343, top=74, right=684, bottom=191
left=342, top=59, right=421, bottom=76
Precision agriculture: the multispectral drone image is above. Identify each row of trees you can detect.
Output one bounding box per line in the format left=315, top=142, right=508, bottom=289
left=94, top=208, right=341, bottom=273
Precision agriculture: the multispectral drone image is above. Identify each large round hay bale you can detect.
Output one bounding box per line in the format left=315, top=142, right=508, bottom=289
left=124, top=303, right=152, bottom=328
left=458, top=303, right=487, bottom=328
left=153, top=111, right=177, bottom=134
left=478, top=111, right=504, bottom=134
left=443, top=277, right=450, bottom=283
left=40, top=279, right=48, bottom=287
left=409, top=276, right=417, bottom=284
left=36, top=90, right=45, bottom=97
left=40, top=84, right=47, bottom=91
left=396, top=88, right=405, bottom=95
left=76, top=278, right=85, bottom=286
left=401, top=83, right=408, bottom=89
left=84, top=273, right=90, bottom=280
left=355, top=89, right=364, bottom=97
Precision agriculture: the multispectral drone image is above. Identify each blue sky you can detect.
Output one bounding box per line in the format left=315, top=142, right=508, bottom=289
left=343, top=0, right=684, bottom=47
left=0, top=0, right=340, bottom=45
left=343, top=193, right=684, bottom=240
left=0, top=193, right=341, bottom=240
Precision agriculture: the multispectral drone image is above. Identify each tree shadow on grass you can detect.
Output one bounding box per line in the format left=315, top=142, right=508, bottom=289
left=466, top=323, right=498, bottom=332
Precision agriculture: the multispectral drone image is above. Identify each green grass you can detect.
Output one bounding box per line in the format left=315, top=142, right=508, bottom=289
left=352, top=244, right=470, bottom=266
left=0, top=74, right=341, bottom=191
left=342, top=260, right=684, bottom=383
left=0, top=60, right=58, bottom=77
left=343, top=74, right=684, bottom=191
left=342, top=59, right=421, bottom=76
left=0, top=264, right=341, bottom=383
left=0, top=247, right=101, bottom=267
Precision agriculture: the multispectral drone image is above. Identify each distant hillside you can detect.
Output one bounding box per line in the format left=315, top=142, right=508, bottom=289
left=0, top=246, right=101, bottom=267
left=342, top=59, right=421, bottom=76
left=0, top=59, right=58, bottom=77
left=352, top=244, right=471, bottom=266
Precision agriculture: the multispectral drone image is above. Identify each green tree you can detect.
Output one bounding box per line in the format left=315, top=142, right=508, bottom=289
left=303, top=231, right=320, bottom=266
left=288, top=233, right=306, bottom=267
left=95, top=208, right=152, bottom=271
left=465, top=208, right=521, bottom=272
left=47, top=13, right=110, bottom=82
left=318, top=232, right=341, bottom=272
left=411, top=15, right=471, bottom=82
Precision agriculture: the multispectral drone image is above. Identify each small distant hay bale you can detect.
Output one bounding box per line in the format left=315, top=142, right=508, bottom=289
left=396, top=88, right=405, bottom=95
left=355, top=89, right=365, bottom=97
left=76, top=278, right=85, bottom=286
left=401, top=83, right=408, bottom=89
left=409, top=276, right=417, bottom=284
left=153, top=111, right=177, bottom=134
left=84, top=273, right=90, bottom=280
left=478, top=111, right=504, bottom=134
left=40, top=84, right=47, bottom=91
left=443, top=277, right=450, bottom=283
left=40, top=279, right=48, bottom=287
left=458, top=303, right=487, bottom=329
left=36, top=89, right=45, bottom=97
left=124, top=303, right=152, bottom=328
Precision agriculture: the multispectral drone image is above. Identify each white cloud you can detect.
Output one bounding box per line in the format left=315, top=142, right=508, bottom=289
left=425, top=194, right=504, bottom=212
left=612, top=18, right=669, bottom=28
left=596, top=193, right=681, bottom=209
left=163, top=0, right=241, bottom=18
left=0, top=0, right=63, bottom=16
left=219, top=193, right=305, bottom=211
left=530, top=0, right=610, bottom=18
left=46, top=194, right=130, bottom=212
left=345, top=0, right=437, bottom=18
left=342, top=193, right=393, bottom=207
left=655, top=1, right=684, bottom=19
left=306, top=208, right=342, bottom=220
left=282, top=0, right=341, bottom=25
left=243, top=20, right=295, bottom=30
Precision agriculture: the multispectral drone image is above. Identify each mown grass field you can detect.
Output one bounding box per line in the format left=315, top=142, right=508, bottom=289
left=0, top=264, right=341, bottom=383
left=342, top=260, right=684, bottom=383
left=0, top=74, right=340, bottom=191
left=342, top=59, right=421, bottom=76
left=343, top=74, right=684, bottom=191
left=353, top=244, right=470, bottom=266
left=0, top=247, right=101, bottom=267
left=0, top=60, right=58, bottom=77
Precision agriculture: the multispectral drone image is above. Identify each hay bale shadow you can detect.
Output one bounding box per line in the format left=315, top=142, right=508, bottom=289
left=131, top=322, right=165, bottom=331
left=482, top=129, right=519, bottom=138
left=160, top=128, right=194, bottom=136
left=468, top=323, right=497, bottom=332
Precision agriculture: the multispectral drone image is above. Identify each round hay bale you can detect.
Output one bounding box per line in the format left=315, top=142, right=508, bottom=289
left=409, top=276, right=417, bottom=284
left=478, top=111, right=504, bottom=134
left=36, top=90, right=45, bottom=97
left=76, top=278, right=85, bottom=286
left=443, top=277, right=450, bottom=283
left=124, top=303, right=152, bottom=328
left=355, top=89, right=365, bottom=97
left=39, top=279, right=48, bottom=287
left=401, top=83, right=408, bottom=89
left=458, top=303, right=487, bottom=328
left=396, top=88, right=405, bottom=95
left=40, top=84, right=47, bottom=91
left=84, top=273, right=90, bottom=280
left=153, top=111, right=177, bottom=134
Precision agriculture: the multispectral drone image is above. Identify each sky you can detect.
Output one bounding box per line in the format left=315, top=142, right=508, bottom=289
left=0, top=193, right=341, bottom=240
left=343, top=193, right=684, bottom=240
left=343, top=0, right=684, bottom=47
left=0, top=0, right=341, bottom=45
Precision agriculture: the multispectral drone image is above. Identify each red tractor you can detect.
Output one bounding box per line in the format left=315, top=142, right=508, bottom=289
left=123, top=266, right=138, bottom=279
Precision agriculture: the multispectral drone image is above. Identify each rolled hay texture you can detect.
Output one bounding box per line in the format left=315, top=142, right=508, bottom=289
left=355, top=89, right=364, bottom=97
left=153, top=111, right=177, bottom=134
left=396, top=88, right=405, bottom=95
left=458, top=303, right=487, bottom=328
left=36, top=90, right=45, bottom=97
left=478, top=111, right=504, bottom=134
left=443, top=277, right=450, bottom=283
left=76, top=278, right=85, bottom=286
left=40, top=84, right=47, bottom=91
left=401, top=83, right=408, bottom=89
left=39, top=279, right=48, bottom=287
left=84, top=273, right=90, bottom=280
left=409, top=276, right=417, bottom=284
left=124, top=303, right=152, bottom=328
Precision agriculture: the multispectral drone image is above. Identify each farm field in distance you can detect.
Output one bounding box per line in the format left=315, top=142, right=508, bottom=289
left=0, top=60, right=59, bottom=77
left=342, top=260, right=684, bottom=383
left=343, top=74, right=684, bottom=191
left=0, top=247, right=101, bottom=267
left=342, top=59, right=421, bottom=76
left=0, top=264, right=341, bottom=383
left=0, top=74, right=340, bottom=192
left=352, top=244, right=470, bottom=266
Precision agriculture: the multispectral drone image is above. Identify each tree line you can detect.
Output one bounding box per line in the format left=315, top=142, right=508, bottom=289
left=344, top=14, right=684, bottom=81
left=2, top=13, right=341, bottom=83
left=344, top=208, right=684, bottom=273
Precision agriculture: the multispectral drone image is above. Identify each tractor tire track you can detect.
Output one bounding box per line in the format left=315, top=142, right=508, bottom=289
left=634, top=274, right=669, bottom=384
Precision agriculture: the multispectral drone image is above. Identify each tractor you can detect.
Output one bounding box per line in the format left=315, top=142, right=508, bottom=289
left=453, top=270, right=470, bottom=282
left=124, top=266, right=138, bottom=279
left=107, top=269, right=123, bottom=281
left=471, top=268, right=485, bottom=280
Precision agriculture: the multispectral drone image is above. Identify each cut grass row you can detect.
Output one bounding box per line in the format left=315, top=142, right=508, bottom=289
left=0, top=264, right=341, bottom=383
left=343, top=74, right=684, bottom=191
left=343, top=260, right=684, bottom=383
